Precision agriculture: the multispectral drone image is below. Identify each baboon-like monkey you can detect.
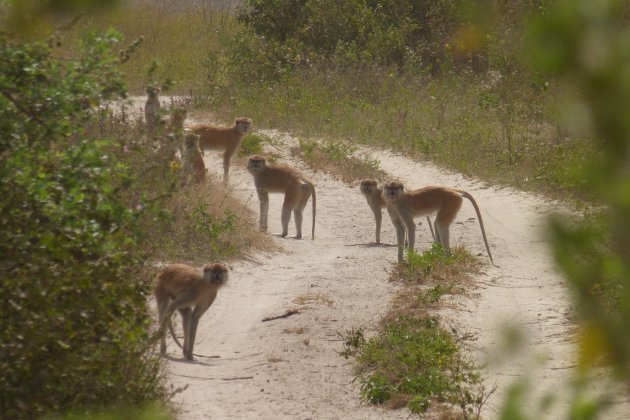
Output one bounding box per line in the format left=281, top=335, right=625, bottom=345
left=154, top=263, right=228, bottom=360
left=166, top=108, right=187, bottom=155
left=191, top=117, right=252, bottom=182
left=145, top=86, right=161, bottom=137
left=382, top=181, right=495, bottom=265
left=247, top=155, right=316, bottom=239
left=167, top=108, right=187, bottom=134
left=360, top=179, right=434, bottom=244
left=181, top=133, right=206, bottom=185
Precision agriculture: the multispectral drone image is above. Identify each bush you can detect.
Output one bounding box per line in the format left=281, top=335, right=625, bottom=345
left=0, top=31, right=168, bottom=418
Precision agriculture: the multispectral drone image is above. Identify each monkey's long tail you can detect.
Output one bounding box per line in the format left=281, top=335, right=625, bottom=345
left=168, top=320, right=184, bottom=350
left=458, top=191, right=497, bottom=267
left=426, top=216, right=436, bottom=241
left=166, top=318, right=220, bottom=359
left=311, top=184, right=317, bottom=240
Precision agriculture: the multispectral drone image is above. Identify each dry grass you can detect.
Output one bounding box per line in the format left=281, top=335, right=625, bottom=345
left=147, top=179, right=275, bottom=264
left=385, top=246, right=481, bottom=324
left=63, top=2, right=239, bottom=93
left=266, top=353, right=285, bottom=363
left=342, top=245, right=485, bottom=416
left=293, top=292, right=334, bottom=307
left=282, top=326, right=307, bottom=335
left=290, top=139, right=386, bottom=186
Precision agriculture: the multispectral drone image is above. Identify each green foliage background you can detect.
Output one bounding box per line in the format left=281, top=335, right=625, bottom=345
left=0, top=30, right=168, bottom=418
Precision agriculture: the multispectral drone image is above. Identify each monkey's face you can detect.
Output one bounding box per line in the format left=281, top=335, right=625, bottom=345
left=146, top=86, right=159, bottom=97
left=203, top=263, right=229, bottom=286
left=360, top=179, right=378, bottom=196
left=235, top=118, right=251, bottom=133
left=382, top=182, right=404, bottom=202
left=247, top=155, right=266, bottom=174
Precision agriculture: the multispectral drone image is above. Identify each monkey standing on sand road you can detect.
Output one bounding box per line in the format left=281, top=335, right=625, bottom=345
left=191, top=117, right=252, bottom=182
left=359, top=179, right=435, bottom=245
left=153, top=263, right=228, bottom=360
left=247, top=155, right=316, bottom=240
left=382, top=181, right=495, bottom=265
left=144, top=86, right=161, bottom=138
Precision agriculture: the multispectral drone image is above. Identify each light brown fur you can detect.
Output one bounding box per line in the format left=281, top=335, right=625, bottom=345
left=165, top=108, right=187, bottom=155
left=360, top=179, right=434, bottom=244
left=181, top=133, right=206, bottom=185
left=247, top=155, right=316, bottom=239
left=154, top=263, right=228, bottom=360
left=382, top=181, right=495, bottom=264
left=191, top=117, right=251, bottom=182
left=144, top=86, right=161, bottom=138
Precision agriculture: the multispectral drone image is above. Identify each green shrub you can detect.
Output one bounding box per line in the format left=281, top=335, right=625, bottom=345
left=238, top=133, right=268, bottom=157
left=0, top=31, right=168, bottom=418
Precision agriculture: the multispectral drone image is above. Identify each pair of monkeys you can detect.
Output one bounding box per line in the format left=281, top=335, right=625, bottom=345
left=360, top=179, right=495, bottom=264
left=152, top=155, right=317, bottom=360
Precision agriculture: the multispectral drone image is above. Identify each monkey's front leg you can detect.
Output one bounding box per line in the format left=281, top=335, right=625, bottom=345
left=185, top=299, right=213, bottom=360
left=370, top=204, right=382, bottom=244
left=257, top=189, right=269, bottom=232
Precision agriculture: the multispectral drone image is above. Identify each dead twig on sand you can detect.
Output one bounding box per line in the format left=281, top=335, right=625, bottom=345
left=262, top=309, right=300, bottom=322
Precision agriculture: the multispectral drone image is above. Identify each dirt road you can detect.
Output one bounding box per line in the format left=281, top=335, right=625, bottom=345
left=147, top=113, right=628, bottom=418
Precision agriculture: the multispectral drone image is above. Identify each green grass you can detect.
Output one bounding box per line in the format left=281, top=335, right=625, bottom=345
left=292, top=137, right=385, bottom=185
left=63, top=4, right=237, bottom=93
left=238, top=133, right=269, bottom=158
left=204, top=67, right=597, bottom=204
left=342, top=245, right=484, bottom=416
left=65, top=4, right=597, bottom=203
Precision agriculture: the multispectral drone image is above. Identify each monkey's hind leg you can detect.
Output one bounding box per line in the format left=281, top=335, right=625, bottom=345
left=293, top=184, right=312, bottom=239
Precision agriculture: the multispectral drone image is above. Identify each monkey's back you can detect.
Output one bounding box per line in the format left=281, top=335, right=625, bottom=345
left=155, top=264, right=201, bottom=299
left=192, top=124, right=242, bottom=150
left=406, top=186, right=462, bottom=216
left=260, top=164, right=312, bottom=193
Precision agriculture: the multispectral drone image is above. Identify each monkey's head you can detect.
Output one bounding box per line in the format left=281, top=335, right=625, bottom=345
left=235, top=117, right=252, bottom=134
left=184, top=133, right=200, bottom=149
left=171, top=108, right=187, bottom=127
left=203, top=263, right=229, bottom=287
left=247, top=155, right=267, bottom=175
left=146, top=86, right=160, bottom=97
left=359, top=179, right=379, bottom=196
left=382, top=181, right=405, bottom=202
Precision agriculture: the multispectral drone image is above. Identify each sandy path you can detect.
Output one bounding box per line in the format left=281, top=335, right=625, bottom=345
left=164, top=131, right=412, bottom=419
left=121, top=96, right=630, bottom=418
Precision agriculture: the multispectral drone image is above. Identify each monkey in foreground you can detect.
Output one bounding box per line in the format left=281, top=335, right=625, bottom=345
left=382, top=181, right=495, bottom=265
left=191, top=117, right=252, bottom=182
left=247, top=155, right=316, bottom=239
left=154, top=263, right=228, bottom=360
left=181, top=133, right=206, bottom=185
left=145, top=86, right=161, bottom=138
left=360, top=179, right=434, bottom=244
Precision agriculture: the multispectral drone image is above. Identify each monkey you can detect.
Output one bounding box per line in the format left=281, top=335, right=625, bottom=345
left=360, top=179, right=434, bottom=244
left=153, top=263, right=228, bottom=360
left=191, top=117, right=252, bottom=182
left=165, top=108, right=187, bottom=156
left=144, top=86, right=161, bottom=138
left=247, top=155, right=316, bottom=239
left=181, top=133, right=206, bottom=185
left=382, top=181, right=495, bottom=265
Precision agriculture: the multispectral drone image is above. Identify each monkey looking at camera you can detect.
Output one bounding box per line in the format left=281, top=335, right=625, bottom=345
left=382, top=181, right=495, bottom=265
left=191, top=117, right=251, bottom=182
left=153, top=263, right=228, bottom=360
left=247, top=155, right=316, bottom=240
